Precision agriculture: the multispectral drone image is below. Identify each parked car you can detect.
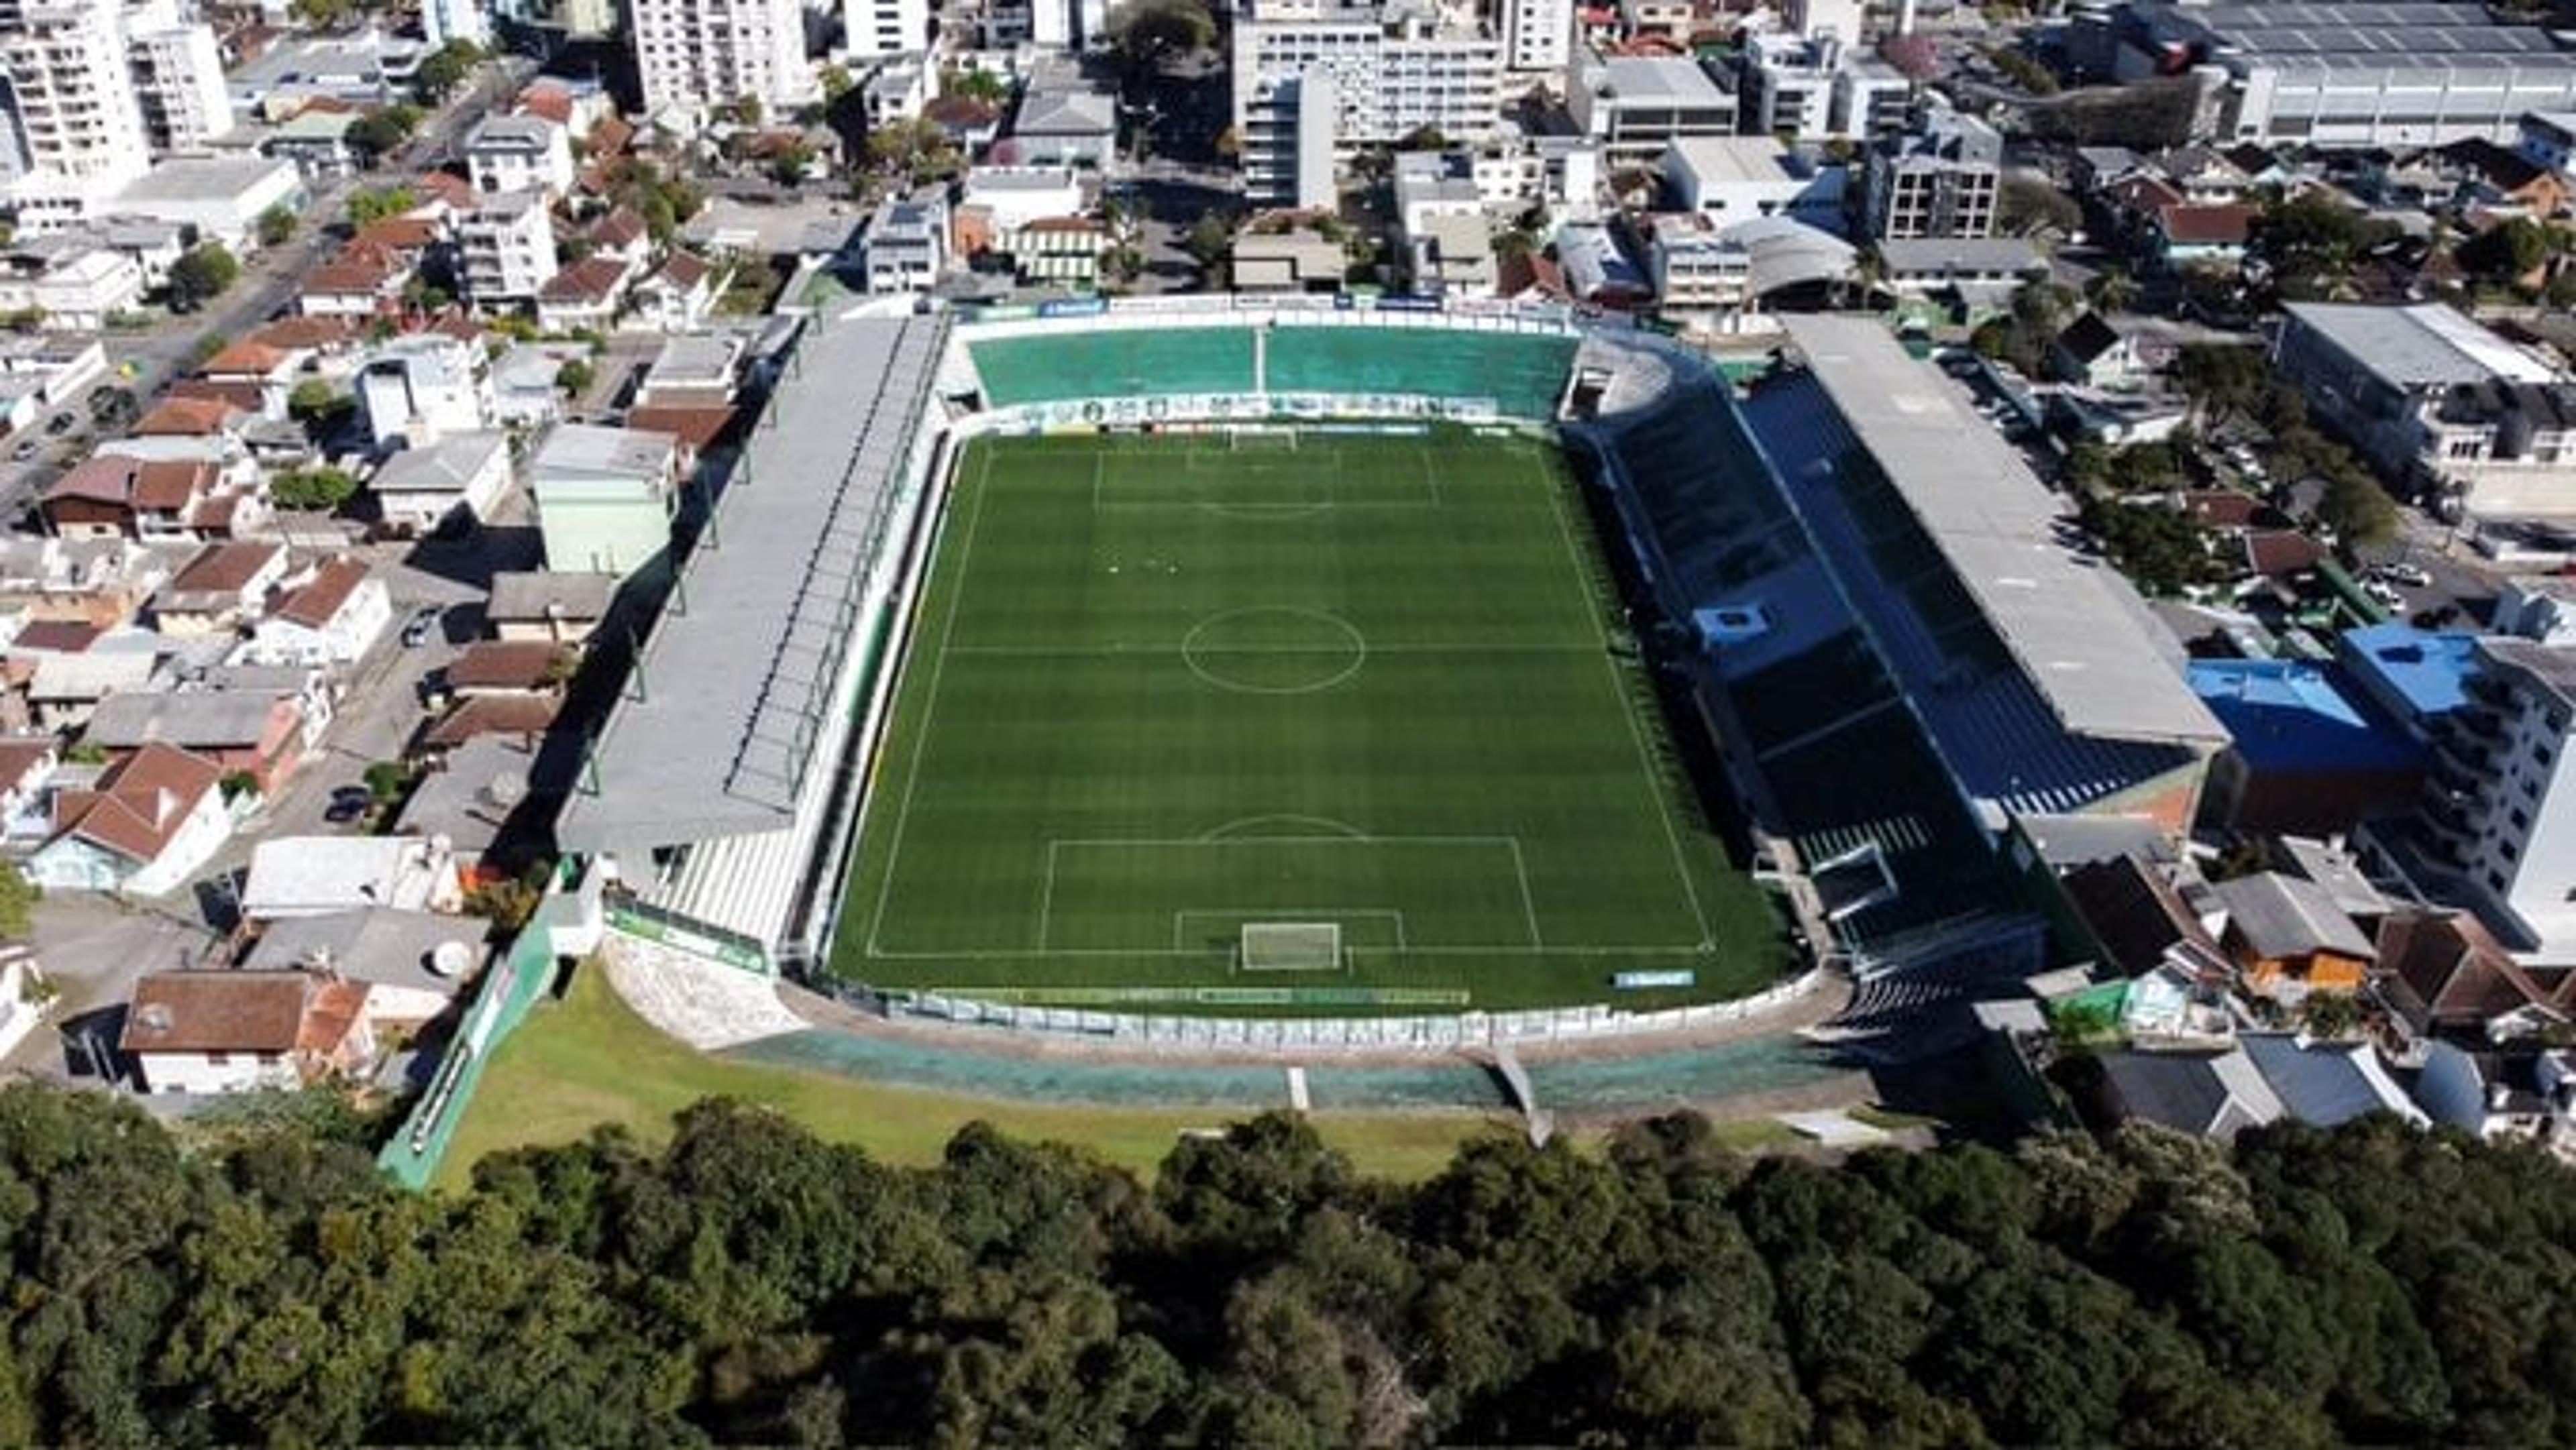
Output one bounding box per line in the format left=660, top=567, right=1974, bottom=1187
left=400, top=605, right=443, bottom=648
left=7, top=438, right=36, bottom=463
left=2374, top=563, right=2432, bottom=589
left=323, top=787, right=372, bottom=824
left=42, top=412, right=74, bottom=437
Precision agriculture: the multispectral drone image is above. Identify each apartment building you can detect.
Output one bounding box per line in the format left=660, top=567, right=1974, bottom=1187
left=1232, top=0, right=1503, bottom=207
left=125, top=3, right=235, bottom=154
left=457, top=188, right=559, bottom=312
left=0, top=0, right=153, bottom=227
left=1499, top=0, right=1569, bottom=74
left=631, top=0, right=816, bottom=120
left=1856, top=111, right=2001, bottom=241
left=464, top=114, right=574, bottom=200
left=2415, top=638, right=2576, bottom=960
left=1736, top=33, right=1909, bottom=142
left=423, top=0, right=491, bottom=48
left=843, top=0, right=928, bottom=57
left=2273, top=302, right=2576, bottom=516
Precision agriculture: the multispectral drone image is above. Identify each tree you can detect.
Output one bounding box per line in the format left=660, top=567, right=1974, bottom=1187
left=2457, top=217, right=2551, bottom=287
left=164, top=242, right=239, bottom=313
left=769, top=142, right=820, bottom=188
left=413, top=40, right=483, bottom=105
left=286, top=379, right=352, bottom=435
left=2171, top=342, right=2269, bottom=428
left=345, top=105, right=423, bottom=168
left=555, top=358, right=596, bottom=398
left=1997, top=176, right=2081, bottom=238
left=345, top=184, right=417, bottom=227
left=257, top=205, right=299, bottom=247
left=941, top=66, right=1011, bottom=103
left=2084, top=265, right=2138, bottom=315
left=268, top=465, right=358, bottom=511
left=0, top=860, right=36, bottom=940
left=2253, top=190, right=2398, bottom=300
left=190, top=331, right=227, bottom=366
left=1106, top=0, right=1215, bottom=86
left=288, top=0, right=356, bottom=28
left=2317, top=466, right=2399, bottom=547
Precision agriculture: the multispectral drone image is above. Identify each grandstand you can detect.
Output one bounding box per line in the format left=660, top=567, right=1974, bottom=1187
left=554, top=299, right=2216, bottom=1006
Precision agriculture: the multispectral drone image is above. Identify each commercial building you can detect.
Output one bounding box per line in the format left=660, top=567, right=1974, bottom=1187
left=0, top=0, right=153, bottom=228
left=2108, top=3, right=2576, bottom=148
left=1566, top=52, right=1734, bottom=165
left=423, top=0, right=491, bottom=48
left=2272, top=302, right=2576, bottom=516
left=358, top=335, right=494, bottom=447
left=1232, top=0, right=1505, bottom=205
left=1661, top=136, right=1844, bottom=230
left=1734, top=33, right=1909, bottom=143
left=631, top=0, right=816, bottom=121
left=1857, top=112, right=2002, bottom=242
left=861, top=192, right=948, bottom=292
left=103, top=156, right=304, bottom=254
left=530, top=423, right=685, bottom=576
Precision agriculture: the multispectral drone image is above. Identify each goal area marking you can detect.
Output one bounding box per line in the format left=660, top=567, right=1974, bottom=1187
left=1238, top=921, right=1344, bottom=972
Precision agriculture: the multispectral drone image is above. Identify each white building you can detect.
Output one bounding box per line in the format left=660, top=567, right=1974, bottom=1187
left=464, top=114, right=574, bottom=201
left=1232, top=0, right=1504, bottom=207
left=241, top=835, right=464, bottom=919
left=368, top=430, right=512, bottom=535
left=1500, top=0, right=1569, bottom=74
left=2520, top=111, right=2576, bottom=179
left=125, top=7, right=236, bottom=154
left=843, top=0, right=927, bottom=57
left=2273, top=302, right=2576, bottom=516
left=0, top=234, right=148, bottom=329
left=358, top=335, right=494, bottom=447
left=2416, top=639, right=2576, bottom=962
left=0, top=0, right=154, bottom=229
left=1735, top=34, right=1908, bottom=143
left=103, top=155, right=304, bottom=254
left=861, top=192, right=947, bottom=292
left=1566, top=52, right=1735, bottom=165
left=246, top=556, right=392, bottom=666
left=1858, top=111, right=2002, bottom=242
left=631, top=0, right=817, bottom=123
left=423, top=0, right=491, bottom=48
left=24, top=742, right=230, bottom=897
left=457, top=188, right=559, bottom=311
left=1661, top=136, right=1843, bottom=230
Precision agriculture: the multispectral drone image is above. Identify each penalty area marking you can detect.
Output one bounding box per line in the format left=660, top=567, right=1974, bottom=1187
left=1036, top=833, right=1542, bottom=954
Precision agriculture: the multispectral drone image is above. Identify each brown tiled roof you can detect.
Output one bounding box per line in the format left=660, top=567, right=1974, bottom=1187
left=46, top=456, right=214, bottom=512
left=297, top=979, right=370, bottom=1058
left=922, top=96, right=1002, bottom=128
left=54, top=742, right=222, bottom=866
left=585, top=205, right=646, bottom=249
left=303, top=251, right=399, bottom=296
left=445, top=640, right=567, bottom=691
left=2181, top=490, right=2265, bottom=530
left=625, top=404, right=733, bottom=452
left=415, top=170, right=476, bottom=209
left=654, top=249, right=711, bottom=288
left=2161, top=203, right=2257, bottom=246
left=2060, top=856, right=2218, bottom=977
left=246, top=316, right=360, bottom=351
left=2243, top=529, right=2325, bottom=578
left=586, top=118, right=635, bottom=159
left=166, top=541, right=283, bottom=596
left=423, top=693, right=559, bottom=748
left=2376, top=909, right=2548, bottom=1029
left=201, top=341, right=290, bottom=376
left=541, top=256, right=631, bottom=304
left=168, top=380, right=268, bottom=414
left=121, top=970, right=310, bottom=1055
left=352, top=216, right=443, bottom=252
left=271, top=557, right=370, bottom=630
left=2105, top=174, right=2188, bottom=213
left=11, top=620, right=102, bottom=654
left=185, top=492, right=246, bottom=536
left=0, top=737, right=55, bottom=787
left=516, top=86, right=575, bottom=125
left=134, top=396, right=239, bottom=437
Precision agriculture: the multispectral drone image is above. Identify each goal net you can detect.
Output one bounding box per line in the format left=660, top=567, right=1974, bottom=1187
left=1238, top=922, right=1343, bottom=972
left=1228, top=427, right=1299, bottom=451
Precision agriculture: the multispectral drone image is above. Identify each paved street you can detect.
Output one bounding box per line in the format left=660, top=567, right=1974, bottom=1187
left=3, top=894, right=217, bottom=1086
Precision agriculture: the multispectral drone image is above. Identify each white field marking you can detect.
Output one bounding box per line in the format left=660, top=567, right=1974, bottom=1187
left=864, top=942, right=1709, bottom=961
left=1525, top=449, right=1716, bottom=947
left=863, top=449, right=996, bottom=958
left=1199, top=813, right=1370, bottom=842
left=1505, top=836, right=1544, bottom=950
left=1039, top=834, right=1523, bottom=954
left=1179, top=607, right=1366, bottom=696
left=941, top=640, right=1597, bottom=657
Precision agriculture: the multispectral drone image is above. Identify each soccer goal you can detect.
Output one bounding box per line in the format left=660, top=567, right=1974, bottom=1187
left=1238, top=921, right=1344, bottom=972
left=1227, top=426, right=1299, bottom=451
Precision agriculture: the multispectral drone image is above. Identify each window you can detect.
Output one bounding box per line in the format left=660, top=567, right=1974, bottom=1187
left=2513, top=807, right=2531, bottom=830
left=2487, top=868, right=2508, bottom=890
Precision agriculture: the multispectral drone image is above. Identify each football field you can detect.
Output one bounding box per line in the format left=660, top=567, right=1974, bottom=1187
left=830, top=429, right=1789, bottom=1011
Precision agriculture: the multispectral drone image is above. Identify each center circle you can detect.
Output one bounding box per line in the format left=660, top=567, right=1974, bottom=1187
left=1180, top=608, right=1366, bottom=695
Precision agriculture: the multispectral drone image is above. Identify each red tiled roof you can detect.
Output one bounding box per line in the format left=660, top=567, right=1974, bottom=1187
left=134, top=396, right=238, bottom=437
left=166, top=541, right=283, bottom=595
left=54, top=742, right=221, bottom=865
left=587, top=118, right=635, bottom=159
left=245, top=316, right=360, bottom=351
left=121, top=970, right=311, bottom=1055
left=654, top=249, right=712, bottom=288
left=445, top=640, right=567, bottom=691
left=2243, top=528, right=2325, bottom=578
left=270, top=557, right=370, bottom=630
left=201, top=341, right=290, bottom=376
left=585, top=206, right=646, bottom=249
left=415, top=170, right=476, bottom=209
left=46, top=457, right=214, bottom=512
left=2161, top=203, right=2257, bottom=246
left=297, top=978, right=371, bottom=1058
left=303, top=250, right=400, bottom=296
left=0, top=737, right=55, bottom=787
left=922, top=96, right=1002, bottom=128
left=351, top=216, right=443, bottom=252
left=2181, top=489, right=2265, bottom=529
left=11, top=620, right=101, bottom=654
left=167, top=380, right=268, bottom=414
left=625, top=404, right=733, bottom=452
left=516, top=86, right=576, bottom=125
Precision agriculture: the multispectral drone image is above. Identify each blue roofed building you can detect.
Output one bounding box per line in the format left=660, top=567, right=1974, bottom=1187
left=2188, top=657, right=2427, bottom=834
left=2337, top=622, right=2480, bottom=736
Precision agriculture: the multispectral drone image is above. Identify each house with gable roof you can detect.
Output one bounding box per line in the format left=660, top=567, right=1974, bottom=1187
left=25, top=742, right=231, bottom=896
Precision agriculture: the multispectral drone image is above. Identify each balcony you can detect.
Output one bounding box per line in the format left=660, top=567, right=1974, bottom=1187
left=2434, top=730, right=2496, bottom=777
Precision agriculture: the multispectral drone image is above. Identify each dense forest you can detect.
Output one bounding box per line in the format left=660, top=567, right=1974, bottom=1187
left=0, top=1088, right=2571, bottom=1447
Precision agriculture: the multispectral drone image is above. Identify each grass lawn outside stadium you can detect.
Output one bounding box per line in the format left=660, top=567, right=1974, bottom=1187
left=829, top=427, right=1792, bottom=1013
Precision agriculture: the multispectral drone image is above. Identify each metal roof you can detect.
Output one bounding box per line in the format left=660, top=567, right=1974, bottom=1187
left=2284, top=302, right=2562, bottom=388
left=555, top=315, right=947, bottom=854
left=1776, top=316, right=2227, bottom=747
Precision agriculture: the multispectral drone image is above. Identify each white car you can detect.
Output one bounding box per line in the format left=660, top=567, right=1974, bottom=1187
left=2377, top=563, right=2432, bottom=588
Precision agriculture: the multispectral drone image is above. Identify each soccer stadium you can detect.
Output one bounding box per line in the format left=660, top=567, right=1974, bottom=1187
left=551, top=300, right=2228, bottom=1030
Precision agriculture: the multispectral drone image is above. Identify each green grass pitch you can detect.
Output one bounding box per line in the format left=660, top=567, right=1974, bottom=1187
left=828, top=429, right=1792, bottom=1012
